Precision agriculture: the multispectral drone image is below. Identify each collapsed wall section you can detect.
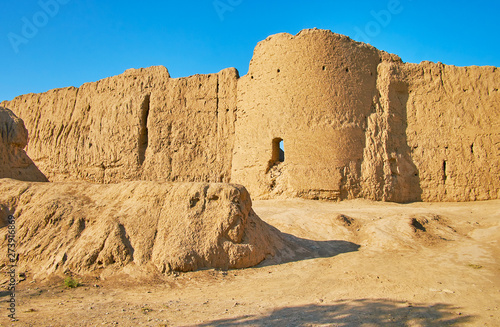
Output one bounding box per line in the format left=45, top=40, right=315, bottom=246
left=2, top=66, right=238, bottom=184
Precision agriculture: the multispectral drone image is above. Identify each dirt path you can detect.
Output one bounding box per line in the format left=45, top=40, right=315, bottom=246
left=1, top=199, right=499, bottom=326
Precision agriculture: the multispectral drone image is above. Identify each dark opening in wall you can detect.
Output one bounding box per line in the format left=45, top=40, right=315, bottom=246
left=442, top=160, right=447, bottom=182
left=272, top=138, right=285, bottom=163
left=138, top=94, right=150, bottom=165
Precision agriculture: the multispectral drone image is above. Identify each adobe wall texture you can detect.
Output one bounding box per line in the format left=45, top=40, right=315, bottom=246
left=2, top=29, right=499, bottom=202
left=404, top=62, right=500, bottom=201
left=2, top=66, right=238, bottom=184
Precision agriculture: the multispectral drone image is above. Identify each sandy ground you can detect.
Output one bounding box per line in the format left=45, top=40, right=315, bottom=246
left=1, top=199, right=499, bottom=326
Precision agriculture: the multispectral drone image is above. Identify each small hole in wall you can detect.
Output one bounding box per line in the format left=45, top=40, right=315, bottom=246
left=389, top=158, right=398, bottom=176
left=277, top=69, right=280, bottom=73
left=190, top=197, right=200, bottom=208
left=470, top=143, right=474, bottom=154
left=345, top=68, right=349, bottom=73
left=251, top=76, right=254, bottom=79
left=322, top=66, right=326, bottom=71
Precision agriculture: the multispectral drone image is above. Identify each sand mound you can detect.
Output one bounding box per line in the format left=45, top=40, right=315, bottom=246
left=356, top=213, right=465, bottom=250
left=254, top=199, right=467, bottom=256
left=0, top=180, right=280, bottom=280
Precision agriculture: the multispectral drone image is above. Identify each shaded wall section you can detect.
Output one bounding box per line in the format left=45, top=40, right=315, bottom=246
left=360, top=62, right=422, bottom=202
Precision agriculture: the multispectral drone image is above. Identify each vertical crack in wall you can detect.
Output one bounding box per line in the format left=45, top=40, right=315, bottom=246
left=216, top=75, right=220, bottom=120
left=216, top=75, right=220, bottom=138
left=215, top=75, right=220, bottom=180
left=138, top=94, right=150, bottom=166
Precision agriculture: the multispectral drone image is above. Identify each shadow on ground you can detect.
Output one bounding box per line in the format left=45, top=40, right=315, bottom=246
left=193, top=299, right=473, bottom=326
left=259, top=231, right=360, bottom=267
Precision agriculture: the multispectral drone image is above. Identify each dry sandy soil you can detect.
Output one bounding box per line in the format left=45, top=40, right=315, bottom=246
left=1, top=199, right=499, bottom=326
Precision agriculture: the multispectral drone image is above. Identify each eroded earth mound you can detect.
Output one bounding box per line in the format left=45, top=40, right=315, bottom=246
left=0, top=180, right=280, bottom=280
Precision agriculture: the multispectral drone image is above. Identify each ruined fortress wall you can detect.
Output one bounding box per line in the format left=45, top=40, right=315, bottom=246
left=143, top=67, right=238, bottom=183
left=232, top=30, right=386, bottom=200
left=232, top=29, right=499, bottom=202
left=232, top=29, right=418, bottom=201
left=2, top=66, right=238, bottom=183
left=403, top=63, right=500, bottom=201
left=1, top=29, right=498, bottom=202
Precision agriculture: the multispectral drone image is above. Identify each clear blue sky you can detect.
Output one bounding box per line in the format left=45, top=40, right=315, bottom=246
left=1, top=0, right=499, bottom=101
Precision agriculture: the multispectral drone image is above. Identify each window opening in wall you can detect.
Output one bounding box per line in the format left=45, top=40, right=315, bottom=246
left=267, top=138, right=286, bottom=191
left=272, top=138, right=285, bottom=163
